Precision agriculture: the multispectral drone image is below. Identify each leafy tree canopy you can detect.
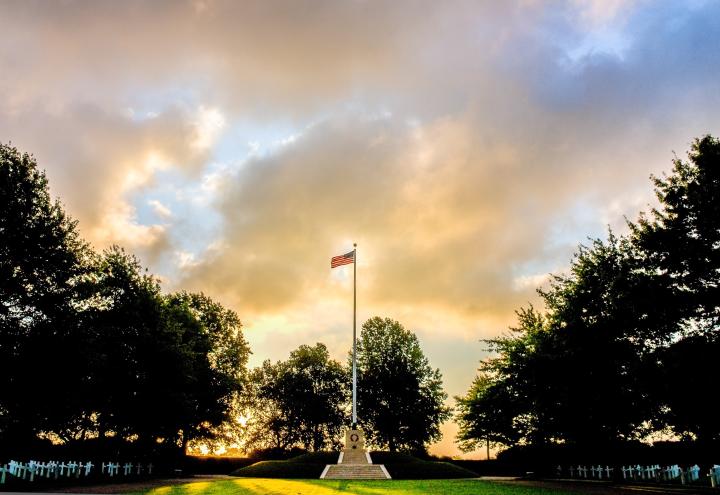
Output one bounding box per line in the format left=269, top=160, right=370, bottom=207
left=356, top=317, right=450, bottom=452
left=0, top=143, right=89, bottom=443
left=244, top=343, right=347, bottom=452
left=0, top=143, right=250, bottom=456
left=457, top=135, right=720, bottom=453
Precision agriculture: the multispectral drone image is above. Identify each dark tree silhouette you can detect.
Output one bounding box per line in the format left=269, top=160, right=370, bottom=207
left=0, top=143, right=89, bottom=445
left=457, top=135, right=720, bottom=452
left=0, top=143, right=250, bottom=456
left=356, top=317, right=450, bottom=452
left=632, top=135, right=720, bottom=442
left=244, top=343, right=347, bottom=452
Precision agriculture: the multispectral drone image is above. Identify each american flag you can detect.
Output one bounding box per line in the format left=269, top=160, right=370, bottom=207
left=331, top=250, right=355, bottom=268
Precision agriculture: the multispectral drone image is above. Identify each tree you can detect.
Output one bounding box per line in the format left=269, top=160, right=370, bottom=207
left=0, top=143, right=251, bottom=456
left=455, top=372, right=522, bottom=455
left=536, top=234, right=666, bottom=445
left=633, top=135, right=720, bottom=328
left=0, top=143, right=89, bottom=444
left=356, top=317, right=450, bottom=452
left=285, top=344, right=347, bottom=451
left=457, top=135, right=720, bottom=453
left=244, top=343, right=347, bottom=452
left=169, top=292, right=250, bottom=453
left=457, top=235, right=665, bottom=451
left=243, top=359, right=298, bottom=451
left=631, top=135, right=720, bottom=441
left=456, top=307, right=552, bottom=451
left=79, top=248, right=250, bottom=452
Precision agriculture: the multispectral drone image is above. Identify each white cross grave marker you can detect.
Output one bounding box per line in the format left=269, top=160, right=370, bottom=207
left=670, top=464, right=680, bottom=480
left=635, top=464, right=643, bottom=479
left=646, top=465, right=655, bottom=479
left=689, top=464, right=700, bottom=481
left=47, top=461, right=58, bottom=479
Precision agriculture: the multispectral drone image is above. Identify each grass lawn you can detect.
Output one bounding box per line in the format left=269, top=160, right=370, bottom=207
left=131, top=478, right=580, bottom=495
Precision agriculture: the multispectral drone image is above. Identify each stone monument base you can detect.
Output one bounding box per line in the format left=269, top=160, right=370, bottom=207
left=320, top=428, right=391, bottom=480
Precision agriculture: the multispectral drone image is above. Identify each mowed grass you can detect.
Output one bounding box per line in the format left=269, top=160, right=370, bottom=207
left=132, top=478, right=580, bottom=495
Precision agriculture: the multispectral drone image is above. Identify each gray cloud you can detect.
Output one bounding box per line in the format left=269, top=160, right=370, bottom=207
left=2, top=0, right=719, bottom=457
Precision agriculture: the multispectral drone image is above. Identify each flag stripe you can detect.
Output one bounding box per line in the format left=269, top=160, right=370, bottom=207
left=331, top=250, right=355, bottom=268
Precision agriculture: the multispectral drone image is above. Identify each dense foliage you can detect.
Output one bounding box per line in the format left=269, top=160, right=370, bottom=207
left=356, top=317, right=450, bottom=452
left=243, top=343, right=348, bottom=452
left=0, top=143, right=452, bottom=458
left=456, top=135, right=720, bottom=454
left=0, top=143, right=89, bottom=446
left=0, top=143, right=250, bottom=456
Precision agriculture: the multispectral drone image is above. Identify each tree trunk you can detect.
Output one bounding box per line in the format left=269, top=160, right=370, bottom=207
left=181, top=429, right=189, bottom=455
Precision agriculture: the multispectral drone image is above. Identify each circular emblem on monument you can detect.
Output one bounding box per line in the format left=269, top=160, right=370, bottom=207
left=350, top=433, right=359, bottom=442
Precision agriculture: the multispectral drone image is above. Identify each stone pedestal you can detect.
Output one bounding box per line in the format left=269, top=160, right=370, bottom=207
left=344, top=428, right=365, bottom=452
left=320, top=427, right=391, bottom=479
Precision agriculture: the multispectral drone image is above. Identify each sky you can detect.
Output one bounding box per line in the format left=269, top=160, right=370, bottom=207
left=1, top=0, right=719, bottom=458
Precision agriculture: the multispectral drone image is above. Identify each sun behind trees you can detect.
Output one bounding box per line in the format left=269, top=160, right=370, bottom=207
left=241, top=321, right=450, bottom=455
left=0, top=143, right=250, bottom=459
left=1, top=142, right=451, bottom=460
left=242, top=343, right=348, bottom=453
left=456, top=135, right=720, bottom=458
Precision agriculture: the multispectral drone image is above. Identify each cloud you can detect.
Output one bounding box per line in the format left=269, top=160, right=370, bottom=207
left=0, top=102, right=215, bottom=261
left=175, top=108, right=626, bottom=322
left=2, top=0, right=720, bottom=457
left=148, top=199, right=173, bottom=220
left=1, top=0, right=713, bottom=338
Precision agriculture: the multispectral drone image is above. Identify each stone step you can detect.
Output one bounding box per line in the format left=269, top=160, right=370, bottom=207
left=322, top=464, right=390, bottom=480
left=340, top=451, right=369, bottom=464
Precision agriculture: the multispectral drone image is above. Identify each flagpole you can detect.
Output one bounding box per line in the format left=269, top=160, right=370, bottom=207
left=352, top=243, right=357, bottom=426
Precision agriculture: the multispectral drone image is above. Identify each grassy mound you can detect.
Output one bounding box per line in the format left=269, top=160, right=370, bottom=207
left=370, top=451, right=478, bottom=479
left=231, top=460, right=327, bottom=478
left=231, top=451, right=478, bottom=479
left=287, top=451, right=341, bottom=464
left=231, top=451, right=340, bottom=478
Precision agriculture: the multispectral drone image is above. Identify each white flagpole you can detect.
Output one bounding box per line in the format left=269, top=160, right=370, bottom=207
left=352, top=242, right=357, bottom=426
